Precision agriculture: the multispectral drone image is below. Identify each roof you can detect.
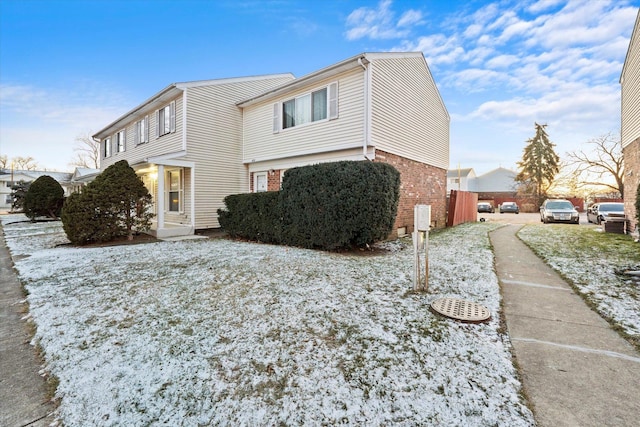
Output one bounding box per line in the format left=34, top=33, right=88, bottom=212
left=92, top=73, right=295, bottom=140
left=447, top=168, right=475, bottom=178
left=0, top=169, right=73, bottom=183
left=237, top=52, right=446, bottom=114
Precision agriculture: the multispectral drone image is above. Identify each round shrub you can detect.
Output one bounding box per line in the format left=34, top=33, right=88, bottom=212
left=23, top=175, right=64, bottom=220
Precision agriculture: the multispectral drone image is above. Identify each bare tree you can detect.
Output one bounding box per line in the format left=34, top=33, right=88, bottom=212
left=12, top=156, right=38, bottom=170
left=565, top=132, right=624, bottom=198
left=69, top=131, right=100, bottom=169
left=0, top=154, right=7, bottom=169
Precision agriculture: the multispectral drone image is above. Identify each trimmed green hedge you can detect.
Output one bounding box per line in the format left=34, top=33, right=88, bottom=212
left=218, top=191, right=281, bottom=243
left=218, top=161, right=400, bottom=250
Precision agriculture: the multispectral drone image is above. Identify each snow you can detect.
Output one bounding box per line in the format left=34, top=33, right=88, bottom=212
left=518, top=224, right=640, bottom=342
left=1, top=214, right=534, bottom=426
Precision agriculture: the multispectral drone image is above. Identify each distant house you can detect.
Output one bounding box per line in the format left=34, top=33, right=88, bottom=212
left=0, top=169, right=74, bottom=213
left=621, top=9, right=640, bottom=235
left=447, top=168, right=476, bottom=192
left=94, top=52, right=450, bottom=238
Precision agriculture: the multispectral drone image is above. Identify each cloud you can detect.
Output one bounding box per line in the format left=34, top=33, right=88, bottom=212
left=345, top=0, right=423, bottom=40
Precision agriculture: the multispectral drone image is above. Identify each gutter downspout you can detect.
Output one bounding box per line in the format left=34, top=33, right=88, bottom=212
left=359, top=56, right=372, bottom=161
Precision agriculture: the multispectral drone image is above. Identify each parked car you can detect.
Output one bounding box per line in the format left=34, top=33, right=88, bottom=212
left=540, top=199, right=579, bottom=224
left=500, top=202, right=519, bottom=214
left=477, top=202, right=495, bottom=213
left=587, top=202, right=625, bottom=225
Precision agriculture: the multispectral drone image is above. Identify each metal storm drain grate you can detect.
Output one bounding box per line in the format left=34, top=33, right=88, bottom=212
left=430, top=297, right=491, bottom=323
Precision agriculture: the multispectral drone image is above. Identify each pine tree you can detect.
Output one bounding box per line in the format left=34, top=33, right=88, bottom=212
left=515, top=123, right=560, bottom=207
left=61, top=160, right=154, bottom=244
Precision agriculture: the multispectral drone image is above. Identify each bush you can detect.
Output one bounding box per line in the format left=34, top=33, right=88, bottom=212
left=218, top=161, right=400, bottom=250
left=23, top=175, right=64, bottom=220
left=280, top=161, right=400, bottom=249
left=62, top=160, right=153, bottom=245
left=218, top=192, right=281, bottom=243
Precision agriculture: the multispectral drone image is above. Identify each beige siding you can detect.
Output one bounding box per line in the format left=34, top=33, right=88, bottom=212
left=183, top=77, right=293, bottom=229
left=242, top=69, right=366, bottom=163
left=370, top=56, right=449, bottom=170
left=622, top=12, right=640, bottom=149
left=100, top=96, right=184, bottom=169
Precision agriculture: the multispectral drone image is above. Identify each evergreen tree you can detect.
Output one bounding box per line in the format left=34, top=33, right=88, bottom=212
left=92, top=160, right=154, bottom=240
left=61, top=160, right=154, bottom=244
left=23, top=175, right=64, bottom=220
left=516, top=123, right=560, bottom=207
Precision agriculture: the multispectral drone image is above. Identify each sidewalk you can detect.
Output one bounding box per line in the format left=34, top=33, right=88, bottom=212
left=491, top=224, right=640, bottom=427
left=0, top=227, right=56, bottom=426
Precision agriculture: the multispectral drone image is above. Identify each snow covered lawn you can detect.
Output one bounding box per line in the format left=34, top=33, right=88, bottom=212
left=518, top=224, right=640, bottom=348
left=2, top=214, right=534, bottom=426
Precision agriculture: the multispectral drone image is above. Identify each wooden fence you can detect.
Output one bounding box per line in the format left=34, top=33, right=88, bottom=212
left=447, top=190, right=478, bottom=227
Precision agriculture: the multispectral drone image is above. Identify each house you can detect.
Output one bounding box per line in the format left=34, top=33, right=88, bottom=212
left=620, top=9, right=640, bottom=235
left=0, top=169, right=74, bottom=213
left=93, top=74, right=295, bottom=238
left=447, top=168, right=476, bottom=192
left=93, top=52, right=449, bottom=238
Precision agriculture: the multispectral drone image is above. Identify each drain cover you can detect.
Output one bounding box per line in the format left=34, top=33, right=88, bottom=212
left=430, top=298, right=491, bottom=323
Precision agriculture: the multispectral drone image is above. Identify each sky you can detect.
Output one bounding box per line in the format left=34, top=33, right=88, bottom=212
left=0, top=0, right=638, bottom=175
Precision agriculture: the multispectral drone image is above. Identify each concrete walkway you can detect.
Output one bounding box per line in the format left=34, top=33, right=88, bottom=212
left=0, top=227, right=56, bottom=426
left=491, top=224, right=640, bottom=427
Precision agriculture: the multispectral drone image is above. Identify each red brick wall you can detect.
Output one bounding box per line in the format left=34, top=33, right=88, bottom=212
left=249, top=170, right=282, bottom=192
left=623, top=138, right=639, bottom=234
left=374, top=150, right=447, bottom=234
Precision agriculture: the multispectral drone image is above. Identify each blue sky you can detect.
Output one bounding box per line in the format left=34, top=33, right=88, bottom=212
left=1, top=0, right=638, bottom=174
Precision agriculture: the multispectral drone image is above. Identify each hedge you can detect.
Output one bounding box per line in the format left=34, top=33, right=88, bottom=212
left=217, top=161, right=400, bottom=250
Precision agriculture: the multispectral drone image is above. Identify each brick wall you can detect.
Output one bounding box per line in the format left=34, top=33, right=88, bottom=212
left=249, top=170, right=282, bottom=192
left=623, top=138, right=639, bottom=235
left=374, top=150, right=447, bottom=235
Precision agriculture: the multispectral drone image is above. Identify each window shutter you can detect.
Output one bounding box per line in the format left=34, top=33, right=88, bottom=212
left=155, top=110, right=160, bottom=138
left=328, top=82, right=338, bottom=120
left=272, top=102, right=280, bottom=133
left=134, top=122, right=140, bottom=145
left=170, top=101, right=176, bottom=133
left=144, top=115, right=149, bottom=142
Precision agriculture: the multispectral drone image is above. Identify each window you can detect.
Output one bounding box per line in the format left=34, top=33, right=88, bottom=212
left=116, top=130, right=126, bottom=153
left=5, top=195, right=12, bottom=204
left=167, top=169, right=182, bottom=212
left=156, top=101, right=176, bottom=137
left=273, top=82, right=338, bottom=133
left=103, top=137, right=111, bottom=158
left=135, top=116, right=149, bottom=145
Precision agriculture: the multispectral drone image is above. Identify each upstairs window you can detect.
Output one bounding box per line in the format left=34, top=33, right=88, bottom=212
left=273, top=82, right=338, bottom=133
left=116, top=130, right=126, bottom=153
left=103, top=137, right=111, bottom=158
left=156, top=101, right=176, bottom=137
left=135, top=116, right=149, bottom=145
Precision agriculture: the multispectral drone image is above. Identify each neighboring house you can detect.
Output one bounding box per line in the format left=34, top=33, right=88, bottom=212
left=69, top=167, right=101, bottom=193
left=621, top=9, right=640, bottom=235
left=446, top=168, right=476, bottom=192
left=0, top=169, right=74, bottom=213
left=94, top=52, right=450, bottom=238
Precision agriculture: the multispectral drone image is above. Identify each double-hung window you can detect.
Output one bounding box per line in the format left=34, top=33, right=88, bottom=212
left=103, top=137, right=111, bottom=158
left=135, top=116, right=149, bottom=145
left=275, top=82, right=338, bottom=132
left=156, top=101, right=176, bottom=137
left=116, top=130, right=126, bottom=153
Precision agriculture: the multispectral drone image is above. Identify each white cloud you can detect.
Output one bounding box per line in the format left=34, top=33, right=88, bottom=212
left=344, top=0, right=423, bottom=40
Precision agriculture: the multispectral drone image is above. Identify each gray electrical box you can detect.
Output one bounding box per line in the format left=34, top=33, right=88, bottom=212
left=415, top=205, right=431, bottom=232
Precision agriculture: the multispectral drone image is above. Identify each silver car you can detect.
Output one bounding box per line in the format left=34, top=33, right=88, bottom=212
left=540, top=199, right=580, bottom=224
left=587, top=202, right=625, bottom=225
